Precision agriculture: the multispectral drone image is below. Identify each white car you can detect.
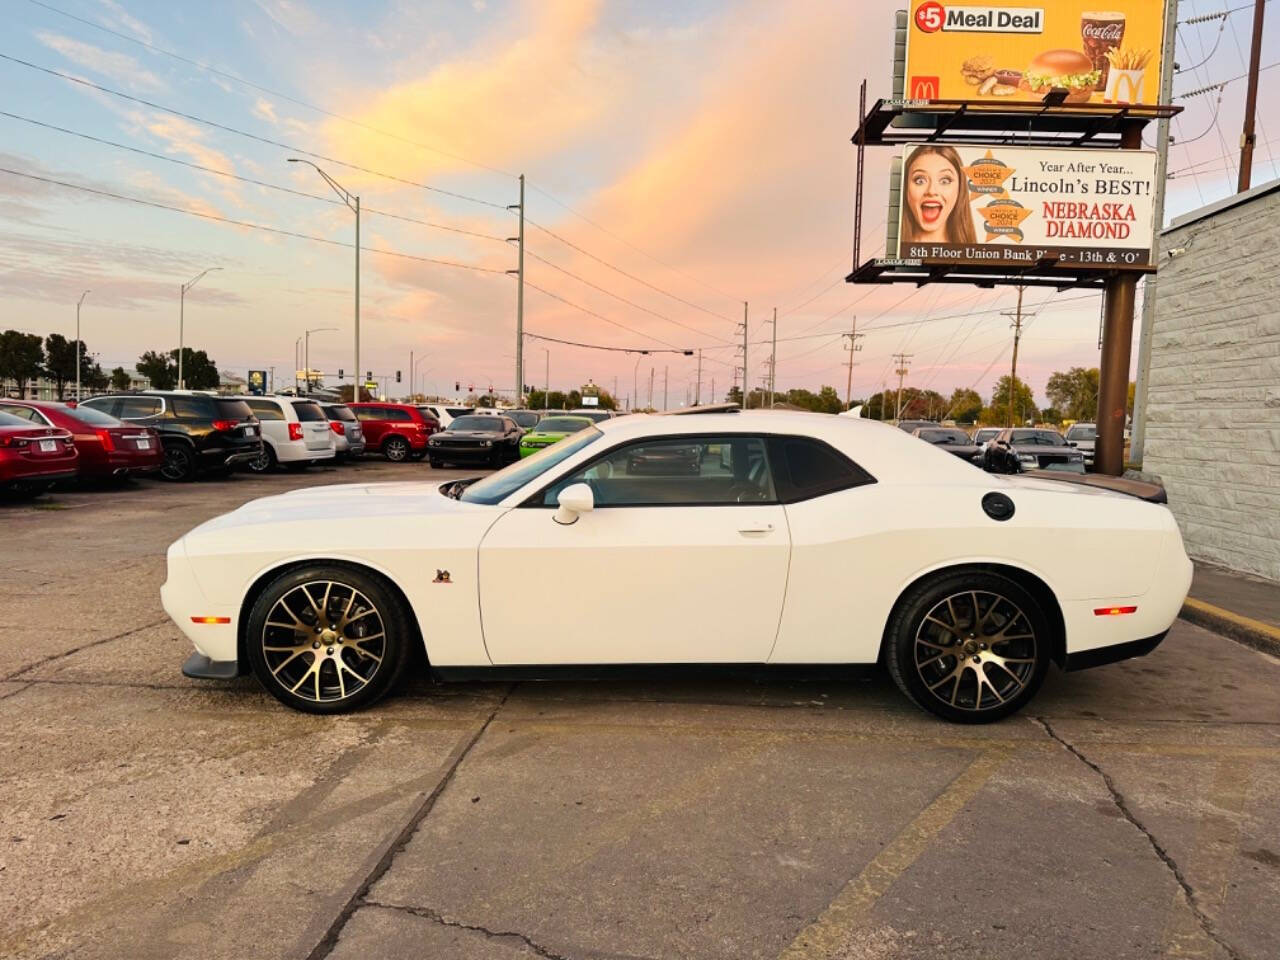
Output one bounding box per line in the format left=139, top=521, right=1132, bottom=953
left=163, top=411, right=1192, bottom=723
left=239, top=397, right=336, bottom=473
left=420, top=404, right=474, bottom=428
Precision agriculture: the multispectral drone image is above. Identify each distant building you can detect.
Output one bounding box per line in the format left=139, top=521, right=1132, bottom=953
left=1143, top=179, right=1280, bottom=583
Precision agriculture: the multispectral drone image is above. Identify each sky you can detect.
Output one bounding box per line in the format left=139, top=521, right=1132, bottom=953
left=2, top=0, right=1278, bottom=409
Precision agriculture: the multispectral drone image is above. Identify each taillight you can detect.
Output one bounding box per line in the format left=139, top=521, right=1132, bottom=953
left=329, top=421, right=345, bottom=435
left=95, top=428, right=115, bottom=452
left=288, top=422, right=304, bottom=441
left=211, top=419, right=238, bottom=431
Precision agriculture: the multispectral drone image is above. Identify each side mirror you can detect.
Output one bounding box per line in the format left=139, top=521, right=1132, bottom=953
left=554, top=482, right=594, bottom=525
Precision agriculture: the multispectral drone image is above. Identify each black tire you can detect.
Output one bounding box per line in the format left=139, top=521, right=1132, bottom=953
left=159, top=442, right=197, bottom=482
left=383, top=436, right=410, bottom=462
left=885, top=570, right=1052, bottom=724
left=246, top=444, right=277, bottom=474
left=245, top=564, right=413, bottom=715
left=408, top=450, right=427, bottom=462
left=429, top=457, right=442, bottom=468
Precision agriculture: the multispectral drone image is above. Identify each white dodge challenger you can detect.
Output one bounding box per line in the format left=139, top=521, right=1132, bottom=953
left=163, top=409, right=1192, bottom=723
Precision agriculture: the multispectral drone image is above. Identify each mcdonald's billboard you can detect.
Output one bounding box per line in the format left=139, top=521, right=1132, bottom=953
left=894, top=143, right=1158, bottom=267
left=904, top=1, right=1168, bottom=106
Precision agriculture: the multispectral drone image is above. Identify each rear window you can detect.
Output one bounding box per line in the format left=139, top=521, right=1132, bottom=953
left=325, top=405, right=357, bottom=422
left=293, top=402, right=326, bottom=422
left=0, top=411, right=30, bottom=427
left=1066, top=425, right=1096, bottom=440
left=767, top=437, right=874, bottom=503
left=66, top=405, right=122, bottom=427
left=245, top=399, right=284, bottom=421
left=213, top=399, right=253, bottom=421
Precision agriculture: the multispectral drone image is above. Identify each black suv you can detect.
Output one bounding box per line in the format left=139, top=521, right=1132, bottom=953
left=981, top=428, right=1086, bottom=475
left=78, top=392, right=262, bottom=481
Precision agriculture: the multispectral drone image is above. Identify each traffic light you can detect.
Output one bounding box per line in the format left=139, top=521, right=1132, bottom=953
left=455, top=381, right=460, bottom=392
left=366, top=371, right=372, bottom=380
left=395, top=370, right=401, bottom=383
left=337, top=369, right=344, bottom=380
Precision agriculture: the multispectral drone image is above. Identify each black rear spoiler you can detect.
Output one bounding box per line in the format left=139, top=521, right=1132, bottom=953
left=1018, top=470, right=1168, bottom=504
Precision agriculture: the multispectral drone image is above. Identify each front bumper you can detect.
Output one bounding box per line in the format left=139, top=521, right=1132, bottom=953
left=430, top=444, right=498, bottom=460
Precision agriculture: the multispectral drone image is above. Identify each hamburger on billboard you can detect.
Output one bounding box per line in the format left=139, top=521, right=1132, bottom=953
left=895, top=143, right=1157, bottom=266
left=905, top=2, right=1167, bottom=105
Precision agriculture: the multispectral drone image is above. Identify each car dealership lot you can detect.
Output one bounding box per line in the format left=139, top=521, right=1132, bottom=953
left=2, top=465, right=1278, bottom=960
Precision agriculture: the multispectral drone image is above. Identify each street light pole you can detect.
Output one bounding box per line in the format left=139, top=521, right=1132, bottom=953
left=543, top=348, right=550, bottom=413
left=294, top=336, right=303, bottom=395
left=289, top=159, right=359, bottom=404
left=179, top=268, right=221, bottom=389
left=304, top=326, right=337, bottom=396
left=75, top=290, right=90, bottom=402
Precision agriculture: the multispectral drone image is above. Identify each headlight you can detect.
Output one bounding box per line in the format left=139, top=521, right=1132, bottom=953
left=429, top=437, right=440, bottom=445
left=481, top=440, right=492, bottom=447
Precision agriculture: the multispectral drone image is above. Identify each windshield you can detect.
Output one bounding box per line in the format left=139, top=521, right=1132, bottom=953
left=63, top=404, right=121, bottom=426
left=919, top=429, right=969, bottom=444
left=535, top=417, right=590, bottom=434
left=974, top=429, right=999, bottom=442
left=1011, top=430, right=1067, bottom=446
left=572, top=410, right=612, bottom=423
left=461, top=427, right=603, bottom=505
left=450, top=416, right=503, bottom=432
left=1066, top=424, right=1096, bottom=440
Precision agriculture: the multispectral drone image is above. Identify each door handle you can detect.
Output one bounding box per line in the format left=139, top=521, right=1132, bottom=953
left=737, top=523, right=774, bottom=535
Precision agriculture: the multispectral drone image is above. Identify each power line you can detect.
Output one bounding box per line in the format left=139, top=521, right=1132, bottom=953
left=23, top=0, right=518, bottom=180
left=0, top=52, right=510, bottom=210
left=0, top=166, right=509, bottom=274
left=522, top=332, right=696, bottom=355
left=522, top=280, right=686, bottom=350
left=524, top=218, right=736, bottom=324
left=0, top=109, right=509, bottom=242
left=1175, top=59, right=1280, bottom=97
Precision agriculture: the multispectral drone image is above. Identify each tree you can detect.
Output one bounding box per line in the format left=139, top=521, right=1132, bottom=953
left=0, top=330, right=46, bottom=398
left=1040, top=406, right=1063, bottom=425
left=82, top=360, right=108, bottom=392
left=335, top=384, right=375, bottom=402
left=137, top=350, right=176, bottom=391
left=987, top=375, right=1038, bottom=426
left=43, top=333, right=83, bottom=400
left=725, top=385, right=743, bottom=407
left=947, top=387, right=983, bottom=424
left=1045, top=367, right=1099, bottom=422
left=110, top=366, right=132, bottom=391
left=173, top=348, right=220, bottom=390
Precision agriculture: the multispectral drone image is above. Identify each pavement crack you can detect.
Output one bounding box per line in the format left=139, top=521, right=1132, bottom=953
left=1033, top=717, right=1244, bottom=960
left=2, top=616, right=169, bottom=682
left=365, top=900, right=572, bottom=959
left=304, top=684, right=515, bottom=960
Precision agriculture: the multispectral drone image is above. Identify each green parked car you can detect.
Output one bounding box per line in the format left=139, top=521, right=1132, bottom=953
left=518, top=415, right=594, bottom=457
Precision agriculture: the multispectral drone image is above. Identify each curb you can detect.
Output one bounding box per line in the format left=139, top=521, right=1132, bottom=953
left=1180, top=597, right=1280, bottom=659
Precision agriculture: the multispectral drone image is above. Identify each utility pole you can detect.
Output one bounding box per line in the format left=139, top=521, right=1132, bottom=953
left=663, top=365, right=669, bottom=411
left=269, top=366, right=274, bottom=393
left=737, top=302, right=749, bottom=408
left=75, top=290, right=90, bottom=402
left=892, top=353, right=913, bottom=422
left=1238, top=0, right=1267, bottom=192
left=409, top=350, right=414, bottom=400
left=695, top=349, right=703, bottom=406
left=842, top=315, right=863, bottom=410
left=1002, top=285, right=1026, bottom=427
left=769, top=307, right=778, bottom=407
left=648, top=367, right=654, bottom=409
left=710, top=377, right=715, bottom=403
left=507, top=175, right=526, bottom=403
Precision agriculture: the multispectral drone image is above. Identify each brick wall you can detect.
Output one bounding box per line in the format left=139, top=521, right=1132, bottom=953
left=1147, top=186, right=1280, bottom=583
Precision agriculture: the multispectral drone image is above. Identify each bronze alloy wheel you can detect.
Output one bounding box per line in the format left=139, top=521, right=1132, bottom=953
left=259, top=580, right=387, bottom=704
left=913, top=590, right=1037, bottom=712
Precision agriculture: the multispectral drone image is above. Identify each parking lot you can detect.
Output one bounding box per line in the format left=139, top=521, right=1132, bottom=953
left=1, top=462, right=1278, bottom=960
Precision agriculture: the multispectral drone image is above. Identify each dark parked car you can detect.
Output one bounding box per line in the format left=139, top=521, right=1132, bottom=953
left=78, top=392, right=261, bottom=482
left=1064, top=422, right=1097, bottom=467
left=503, top=409, right=542, bottom=430
left=427, top=414, right=522, bottom=467
left=349, top=402, right=439, bottom=462
left=0, top=409, right=78, bottom=498
left=0, top=400, right=162, bottom=480
left=982, top=428, right=1086, bottom=475
left=896, top=419, right=937, bottom=433
left=911, top=427, right=984, bottom=466
left=972, top=427, right=1002, bottom=446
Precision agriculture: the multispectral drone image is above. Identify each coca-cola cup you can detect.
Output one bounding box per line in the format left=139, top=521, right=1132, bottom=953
left=1082, top=11, right=1126, bottom=89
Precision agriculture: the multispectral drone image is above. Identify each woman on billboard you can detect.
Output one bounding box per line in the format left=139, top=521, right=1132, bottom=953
left=901, top=146, right=976, bottom=247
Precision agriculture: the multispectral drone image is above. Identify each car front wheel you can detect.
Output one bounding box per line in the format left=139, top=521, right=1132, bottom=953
left=885, top=570, right=1051, bottom=724
left=383, top=437, right=410, bottom=462
left=245, top=565, right=412, bottom=714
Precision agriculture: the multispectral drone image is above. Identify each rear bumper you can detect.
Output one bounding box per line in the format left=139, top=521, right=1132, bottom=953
left=2, top=467, right=78, bottom=487
left=1065, top=630, right=1168, bottom=671
left=181, top=652, right=240, bottom=680
left=198, top=444, right=262, bottom=468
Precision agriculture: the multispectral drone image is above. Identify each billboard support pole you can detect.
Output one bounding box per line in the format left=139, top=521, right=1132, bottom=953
left=1238, top=0, right=1267, bottom=192
left=1097, top=124, right=1144, bottom=476
left=853, top=79, right=867, bottom=272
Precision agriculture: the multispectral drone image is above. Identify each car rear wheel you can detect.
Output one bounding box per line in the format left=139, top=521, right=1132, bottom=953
left=246, top=445, right=276, bottom=474
left=245, top=565, right=412, bottom=714
left=383, top=437, right=410, bottom=462
left=885, top=571, right=1051, bottom=724
left=159, top=443, right=197, bottom=482
left=428, top=457, right=442, bottom=468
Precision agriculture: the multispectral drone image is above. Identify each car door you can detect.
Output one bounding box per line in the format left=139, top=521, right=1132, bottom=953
left=478, top=434, right=791, bottom=665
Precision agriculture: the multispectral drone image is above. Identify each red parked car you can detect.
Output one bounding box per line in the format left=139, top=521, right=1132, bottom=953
left=0, top=400, right=163, bottom=480
left=348, top=402, right=439, bottom=462
left=0, top=409, right=79, bottom=498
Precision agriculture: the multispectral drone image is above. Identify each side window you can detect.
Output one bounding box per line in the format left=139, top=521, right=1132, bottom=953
left=169, top=397, right=207, bottom=419
left=539, top=436, right=775, bottom=507
left=767, top=437, right=874, bottom=503
left=352, top=407, right=376, bottom=422
left=387, top=408, right=413, bottom=421
left=245, top=400, right=284, bottom=421
left=118, top=396, right=162, bottom=419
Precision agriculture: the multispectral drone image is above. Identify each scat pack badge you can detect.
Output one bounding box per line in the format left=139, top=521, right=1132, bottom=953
left=962, top=150, right=1015, bottom=201
left=433, top=569, right=452, bottom=584
left=981, top=199, right=1033, bottom=243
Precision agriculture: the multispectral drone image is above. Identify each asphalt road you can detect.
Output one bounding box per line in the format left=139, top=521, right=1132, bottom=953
left=2, top=460, right=1277, bottom=960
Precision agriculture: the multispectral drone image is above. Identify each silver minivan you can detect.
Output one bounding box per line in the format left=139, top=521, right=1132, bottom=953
left=239, top=397, right=336, bottom=473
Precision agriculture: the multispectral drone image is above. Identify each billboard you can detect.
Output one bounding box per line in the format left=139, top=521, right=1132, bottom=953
left=894, top=143, right=1157, bottom=266
left=247, top=369, right=267, bottom=395
left=904, top=2, right=1168, bottom=106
